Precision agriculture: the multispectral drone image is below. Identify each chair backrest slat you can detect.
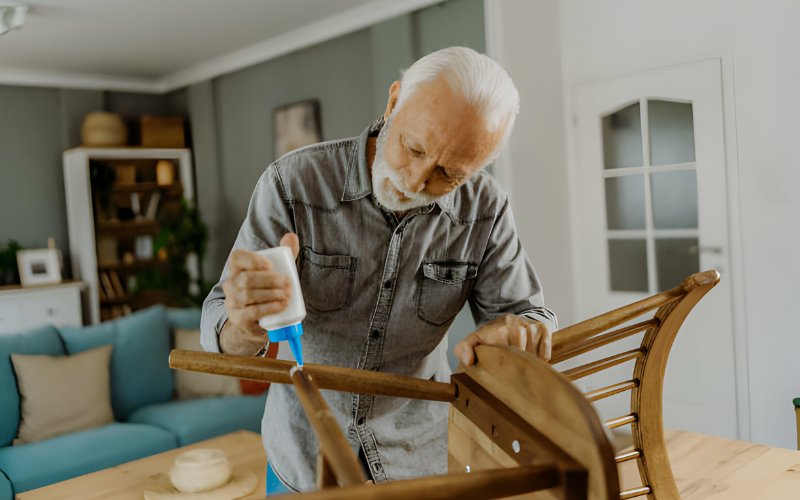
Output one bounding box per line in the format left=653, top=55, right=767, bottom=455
left=564, top=348, right=645, bottom=381
left=553, top=270, right=720, bottom=500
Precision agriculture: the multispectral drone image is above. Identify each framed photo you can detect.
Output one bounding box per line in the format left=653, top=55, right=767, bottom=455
left=273, top=99, right=322, bottom=159
left=16, top=249, right=62, bottom=287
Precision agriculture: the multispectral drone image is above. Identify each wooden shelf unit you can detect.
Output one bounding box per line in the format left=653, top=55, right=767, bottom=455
left=63, top=148, right=194, bottom=324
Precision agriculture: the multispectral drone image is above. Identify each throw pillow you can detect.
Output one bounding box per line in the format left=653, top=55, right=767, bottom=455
left=11, top=344, right=114, bottom=444
left=174, top=328, right=241, bottom=400
left=59, top=305, right=173, bottom=419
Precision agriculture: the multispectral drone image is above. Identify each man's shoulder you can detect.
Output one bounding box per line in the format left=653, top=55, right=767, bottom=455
left=448, top=170, right=509, bottom=223
left=267, top=137, right=358, bottom=207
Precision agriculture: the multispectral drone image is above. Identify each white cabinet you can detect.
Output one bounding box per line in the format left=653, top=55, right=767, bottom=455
left=0, top=282, right=83, bottom=334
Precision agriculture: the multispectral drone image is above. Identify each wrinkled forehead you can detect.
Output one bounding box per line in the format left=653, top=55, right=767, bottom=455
left=394, top=77, right=505, bottom=167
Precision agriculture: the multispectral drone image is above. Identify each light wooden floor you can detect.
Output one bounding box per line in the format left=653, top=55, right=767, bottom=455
left=618, top=429, right=800, bottom=499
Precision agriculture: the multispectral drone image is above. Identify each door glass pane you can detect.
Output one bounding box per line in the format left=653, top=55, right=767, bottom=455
left=649, top=100, right=695, bottom=166
left=608, top=239, right=648, bottom=292
left=605, top=175, right=646, bottom=230
left=656, top=238, right=700, bottom=289
left=651, top=170, right=699, bottom=229
left=602, top=103, right=643, bottom=169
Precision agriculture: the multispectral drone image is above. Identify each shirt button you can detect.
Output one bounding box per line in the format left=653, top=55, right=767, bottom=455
left=357, top=417, right=365, bottom=426
left=371, top=329, right=380, bottom=339
left=383, top=280, right=392, bottom=289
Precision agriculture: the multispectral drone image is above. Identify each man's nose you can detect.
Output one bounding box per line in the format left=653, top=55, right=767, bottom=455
left=404, top=166, right=429, bottom=193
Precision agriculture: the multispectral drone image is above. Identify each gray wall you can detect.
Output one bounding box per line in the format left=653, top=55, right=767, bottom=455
left=0, top=85, right=187, bottom=272
left=212, top=28, right=377, bottom=254
left=0, top=86, right=66, bottom=252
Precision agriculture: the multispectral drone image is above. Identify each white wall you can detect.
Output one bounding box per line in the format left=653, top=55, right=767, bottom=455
left=487, top=0, right=576, bottom=326
left=492, top=0, right=800, bottom=448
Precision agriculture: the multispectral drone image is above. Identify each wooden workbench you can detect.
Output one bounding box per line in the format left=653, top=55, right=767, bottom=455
left=619, top=429, right=800, bottom=499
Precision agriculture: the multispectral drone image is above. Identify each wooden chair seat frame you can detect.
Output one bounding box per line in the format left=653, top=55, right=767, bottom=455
left=170, top=270, right=719, bottom=499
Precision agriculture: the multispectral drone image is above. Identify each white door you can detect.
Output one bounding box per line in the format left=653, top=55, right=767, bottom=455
left=571, top=59, right=739, bottom=438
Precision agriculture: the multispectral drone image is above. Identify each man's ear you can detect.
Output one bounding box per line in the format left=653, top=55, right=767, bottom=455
left=383, top=81, right=401, bottom=121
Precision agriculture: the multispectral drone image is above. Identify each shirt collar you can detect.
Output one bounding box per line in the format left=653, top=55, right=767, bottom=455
left=341, top=116, right=457, bottom=217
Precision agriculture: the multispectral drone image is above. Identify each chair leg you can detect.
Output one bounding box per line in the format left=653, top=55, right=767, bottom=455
left=794, top=400, right=800, bottom=450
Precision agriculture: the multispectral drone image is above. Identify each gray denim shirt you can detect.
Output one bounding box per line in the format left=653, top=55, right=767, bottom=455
left=200, top=117, right=556, bottom=491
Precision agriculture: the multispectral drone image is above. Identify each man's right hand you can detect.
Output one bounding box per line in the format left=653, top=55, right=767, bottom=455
left=220, top=233, right=300, bottom=355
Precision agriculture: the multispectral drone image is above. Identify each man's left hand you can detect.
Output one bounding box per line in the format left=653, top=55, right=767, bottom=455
left=454, top=314, right=551, bottom=367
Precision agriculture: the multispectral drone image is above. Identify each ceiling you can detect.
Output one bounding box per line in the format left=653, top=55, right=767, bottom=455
left=0, top=0, right=440, bottom=92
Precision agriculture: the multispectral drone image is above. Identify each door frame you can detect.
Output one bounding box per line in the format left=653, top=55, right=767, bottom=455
left=566, top=56, right=750, bottom=440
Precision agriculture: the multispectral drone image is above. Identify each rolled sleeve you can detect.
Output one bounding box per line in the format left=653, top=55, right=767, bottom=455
left=468, top=197, right=557, bottom=332
left=200, top=164, right=296, bottom=353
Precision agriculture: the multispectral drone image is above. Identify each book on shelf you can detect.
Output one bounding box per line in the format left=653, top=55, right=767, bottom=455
left=145, top=191, right=161, bottom=220
left=99, top=271, right=116, bottom=300
left=108, top=271, right=126, bottom=297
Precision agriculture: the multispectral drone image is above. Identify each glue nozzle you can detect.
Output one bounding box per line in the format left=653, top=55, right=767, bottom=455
left=267, top=323, right=305, bottom=367
left=288, top=335, right=304, bottom=366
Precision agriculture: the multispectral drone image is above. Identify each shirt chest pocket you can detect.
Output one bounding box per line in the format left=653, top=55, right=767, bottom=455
left=415, top=262, right=478, bottom=326
left=299, top=248, right=357, bottom=312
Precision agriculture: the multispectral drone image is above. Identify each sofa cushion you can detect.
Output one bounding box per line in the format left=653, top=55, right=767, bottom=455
left=0, top=325, right=64, bottom=447
left=127, top=394, right=266, bottom=446
left=0, top=422, right=177, bottom=494
left=166, top=308, right=201, bottom=331
left=0, top=470, right=11, bottom=500
left=12, top=345, right=114, bottom=444
left=173, top=329, right=241, bottom=400
left=59, top=305, right=174, bottom=419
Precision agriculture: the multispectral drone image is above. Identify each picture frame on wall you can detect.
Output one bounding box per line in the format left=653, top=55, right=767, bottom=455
left=16, top=249, right=62, bottom=287
left=273, top=99, right=322, bottom=159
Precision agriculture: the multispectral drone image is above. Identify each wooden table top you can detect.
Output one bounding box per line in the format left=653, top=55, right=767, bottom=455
left=619, top=429, right=800, bottom=499
left=17, top=427, right=800, bottom=499
left=17, top=430, right=266, bottom=500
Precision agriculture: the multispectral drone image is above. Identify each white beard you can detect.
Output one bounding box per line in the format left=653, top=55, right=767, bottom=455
left=371, top=116, right=441, bottom=212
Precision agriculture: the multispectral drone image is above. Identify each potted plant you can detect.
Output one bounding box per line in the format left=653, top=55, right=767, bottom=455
left=0, top=240, right=22, bottom=286
left=132, top=200, right=210, bottom=307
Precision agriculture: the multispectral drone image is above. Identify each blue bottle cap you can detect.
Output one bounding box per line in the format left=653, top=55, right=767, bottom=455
left=267, top=323, right=303, bottom=343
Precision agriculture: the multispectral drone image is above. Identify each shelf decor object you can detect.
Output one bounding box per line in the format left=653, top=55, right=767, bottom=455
left=171, top=271, right=720, bottom=500
left=81, top=112, right=128, bottom=147
left=16, top=248, right=62, bottom=287
left=141, top=116, right=185, bottom=148
left=63, top=147, right=194, bottom=323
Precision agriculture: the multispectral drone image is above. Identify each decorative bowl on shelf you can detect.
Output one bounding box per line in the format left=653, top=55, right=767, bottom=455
left=81, top=112, right=127, bottom=147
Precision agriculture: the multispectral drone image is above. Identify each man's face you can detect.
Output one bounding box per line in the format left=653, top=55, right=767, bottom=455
left=372, top=76, right=506, bottom=212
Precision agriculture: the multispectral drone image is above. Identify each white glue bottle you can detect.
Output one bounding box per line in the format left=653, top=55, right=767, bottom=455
left=256, top=246, right=306, bottom=366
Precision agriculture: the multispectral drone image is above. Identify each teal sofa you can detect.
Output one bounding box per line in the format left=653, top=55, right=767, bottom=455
left=0, top=306, right=266, bottom=498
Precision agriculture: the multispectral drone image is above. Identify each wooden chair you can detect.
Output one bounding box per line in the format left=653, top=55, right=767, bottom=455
left=551, top=269, right=720, bottom=499
left=169, top=269, right=719, bottom=499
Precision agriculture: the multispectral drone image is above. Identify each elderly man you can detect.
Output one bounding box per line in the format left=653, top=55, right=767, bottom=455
left=201, top=46, right=556, bottom=493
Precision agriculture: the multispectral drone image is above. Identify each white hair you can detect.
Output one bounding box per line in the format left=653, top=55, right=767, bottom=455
left=395, top=46, right=519, bottom=159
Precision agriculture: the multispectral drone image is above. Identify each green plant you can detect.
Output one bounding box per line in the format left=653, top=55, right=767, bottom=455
left=0, top=240, right=22, bottom=285
left=150, top=200, right=211, bottom=306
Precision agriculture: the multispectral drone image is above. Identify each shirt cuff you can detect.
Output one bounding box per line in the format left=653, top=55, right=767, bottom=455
left=519, top=307, right=558, bottom=333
